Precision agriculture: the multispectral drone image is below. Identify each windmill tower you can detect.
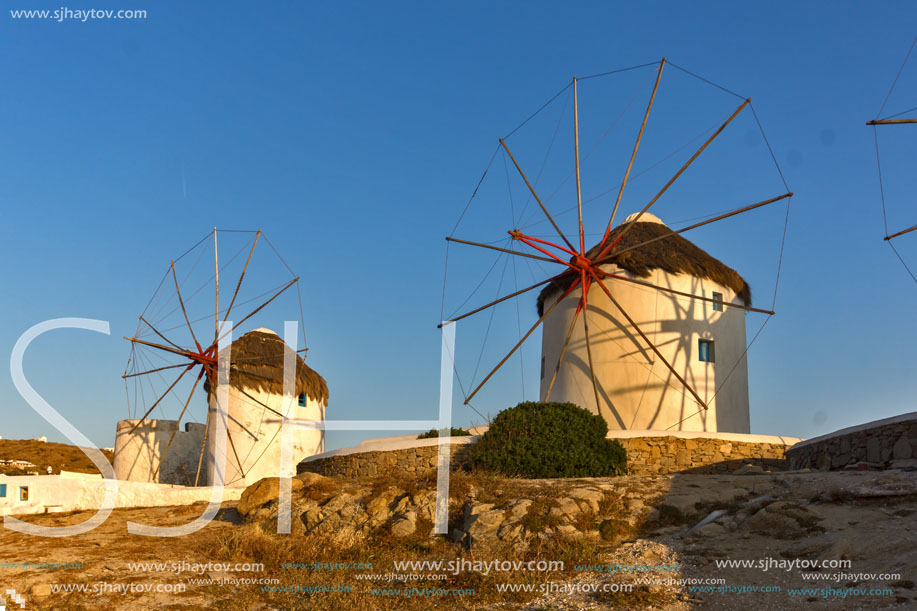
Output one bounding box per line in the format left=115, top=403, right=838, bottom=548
left=442, top=59, right=791, bottom=436
left=538, top=213, right=750, bottom=432
left=202, top=328, right=327, bottom=488
left=117, top=229, right=327, bottom=488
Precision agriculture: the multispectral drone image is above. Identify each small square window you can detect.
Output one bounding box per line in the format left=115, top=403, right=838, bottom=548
left=298, top=393, right=307, bottom=407
left=712, top=292, right=723, bottom=312
left=698, top=339, right=715, bottom=363
left=19, top=486, right=29, bottom=501
left=0, top=483, right=6, bottom=497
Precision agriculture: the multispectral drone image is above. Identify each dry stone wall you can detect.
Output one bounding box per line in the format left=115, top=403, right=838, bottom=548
left=786, top=415, right=916, bottom=471
left=616, top=436, right=788, bottom=474
left=297, top=435, right=793, bottom=479
left=298, top=444, right=475, bottom=479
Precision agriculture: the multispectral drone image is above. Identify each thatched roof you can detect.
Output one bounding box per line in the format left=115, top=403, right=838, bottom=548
left=203, top=329, right=328, bottom=404
left=537, top=217, right=750, bottom=315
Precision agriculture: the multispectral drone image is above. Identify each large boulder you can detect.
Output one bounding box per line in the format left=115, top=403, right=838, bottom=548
left=238, top=473, right=331, bottom=516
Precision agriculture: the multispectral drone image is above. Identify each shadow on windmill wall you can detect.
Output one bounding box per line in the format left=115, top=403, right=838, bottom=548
left=543, top=269, right=750, bottom=434
left=113, top=419, right=205, bottom=486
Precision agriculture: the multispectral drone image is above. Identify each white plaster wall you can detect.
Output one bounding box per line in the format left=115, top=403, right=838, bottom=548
left=539, top=265, right=750, bottom=433
left=0, top=471, right=243, bottom=517
left=113, top=419, right=205, bottom=485
left=205, top=386, right=325, bottom=488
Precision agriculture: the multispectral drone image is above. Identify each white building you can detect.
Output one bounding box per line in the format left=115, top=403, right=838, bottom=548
left=203, top=328, right=327, bottom=488
left=539, top=214, right=750, bottom=433
left=113, top=420, right=206, bottom=485
left=113, top=328, right=328, bottom=488
left=0, top=471, right=243, bottom=516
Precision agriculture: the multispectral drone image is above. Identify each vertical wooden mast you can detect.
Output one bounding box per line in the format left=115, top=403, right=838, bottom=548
left=573, top=76, right=585, bottom=255
left=213, top=227, right=220, bottom=346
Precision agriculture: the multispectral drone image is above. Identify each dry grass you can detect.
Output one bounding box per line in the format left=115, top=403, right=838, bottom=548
left=199, top=520, right=599, bottom=610
left=0, top=439, right=114, bottom=475
left=192, top=470, right=615, bottom=610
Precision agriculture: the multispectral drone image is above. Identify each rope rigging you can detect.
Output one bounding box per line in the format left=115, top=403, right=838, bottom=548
left=870, top=37, right=917, bottom=283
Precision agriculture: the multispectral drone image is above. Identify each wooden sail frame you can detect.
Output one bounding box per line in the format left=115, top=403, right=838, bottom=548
left=122, top=229, right=306, bottom=486
left=445, top=58, right=792, bottom=426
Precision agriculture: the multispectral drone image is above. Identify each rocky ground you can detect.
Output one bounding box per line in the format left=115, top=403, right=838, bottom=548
left=0, top=467, right=914, bottom=609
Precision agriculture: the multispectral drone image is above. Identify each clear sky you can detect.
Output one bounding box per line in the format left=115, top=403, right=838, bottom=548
left=1, top=1, right=915, bottom=452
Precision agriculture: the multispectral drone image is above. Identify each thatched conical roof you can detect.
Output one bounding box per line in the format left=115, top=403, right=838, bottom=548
left=537, top=215, right=750, bottom=315
left=203, top=329, right=328, bottom=404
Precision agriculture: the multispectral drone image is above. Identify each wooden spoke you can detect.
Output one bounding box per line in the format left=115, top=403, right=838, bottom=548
left=238, top=387, right=285, bottom=418
left=123, top=362, right=191, bottom=379
left=224, top=424, right=248, bottom=482
left=217, top=277, right=299, bottom=344
left=499, top=138, right=577, bottom=253
left=511, top=232, right=582, bottom=270
left=445, top=236, right=558, bottom=264
left=597, top=272, right=775, bottom=315
left=886, top=224, right=917, bottom=241
left=544, top=307, right=581, bottom=401
left=123, top=336, right=194, bottom=360
left=439, top=275, right=559, bottom=328
left=605, top=58, right=666, bottom=238
left=220, top=231, right=261, bottom=336
left=579, top=274, right=604, bottom=419
left=601, top=192, right=793, bottom=261
left=598, top=98, right=751, bottom=260
left=867, top=119, right=917, bottom=125
left=199, top=390, right=248, bottom=484
left=194, top=408, right=211, bottom=487
left=574, top=77, right=585, bottom=254
left=171, top=262, right=201, bottom=351
left=464, top=279, right=580, bottom=405
left=589, top=271, right=708, bottom=410
left=129, top=364, right=195, bottom=434
left=139, top=316, right=184, bottom=352
left=152, top=371, right=203, bottom=481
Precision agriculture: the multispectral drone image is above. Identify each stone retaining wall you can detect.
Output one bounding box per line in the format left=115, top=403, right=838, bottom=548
left=616, top=436, right=789, bottom=474
left=785, top=414, right=916, bottom=471
left=298, top=435, right=795, bottom=479
left=298, top=443, right=475, bottom=479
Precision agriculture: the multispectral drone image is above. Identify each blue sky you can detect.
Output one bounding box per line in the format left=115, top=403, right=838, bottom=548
left=1, top=1, right=915, bottom=451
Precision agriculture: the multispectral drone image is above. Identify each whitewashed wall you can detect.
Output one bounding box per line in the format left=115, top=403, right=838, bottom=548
left=113, top=419, right=206, bottom=485
left=539, top=264, right=750, bottom=433
left=205, top=386, right=325, bottom=488
left=0, top=471, right=243, bottom=516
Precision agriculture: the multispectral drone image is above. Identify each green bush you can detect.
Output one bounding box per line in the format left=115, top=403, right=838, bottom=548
left=416, top=427, right=471, bottom=440
left=470, top=401, right=627, bottom=478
